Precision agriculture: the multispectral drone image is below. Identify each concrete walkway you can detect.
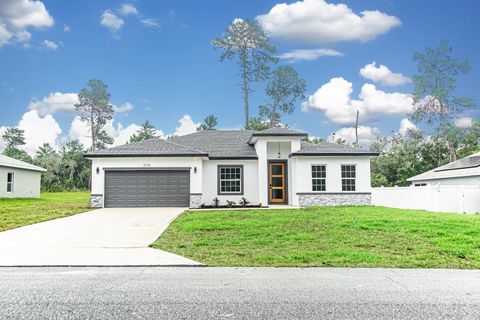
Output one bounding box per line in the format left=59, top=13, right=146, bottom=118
left=0, top=208, right=202, bottom=266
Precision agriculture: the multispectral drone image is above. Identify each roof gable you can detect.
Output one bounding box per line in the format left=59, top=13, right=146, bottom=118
left=0, top=155, right=46, bottom=172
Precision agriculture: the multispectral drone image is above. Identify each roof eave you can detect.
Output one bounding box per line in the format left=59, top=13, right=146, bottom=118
left=85, top=153, right=209, bottom=158
left=248, top=133, right=308, bottom=144
left=289, top=152, right=379, bottom=157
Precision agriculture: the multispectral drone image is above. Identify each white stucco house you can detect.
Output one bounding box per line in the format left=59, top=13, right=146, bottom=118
left=86, top=128, right=378, bottom=208
left=408, top=151, right=480, bottom=186
left=0, top=155, right=46, bottom=198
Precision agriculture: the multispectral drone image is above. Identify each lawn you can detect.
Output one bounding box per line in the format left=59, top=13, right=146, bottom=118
left=152, top=206, right=480, bottom=268
left=0, top=192, right=91, bottom=232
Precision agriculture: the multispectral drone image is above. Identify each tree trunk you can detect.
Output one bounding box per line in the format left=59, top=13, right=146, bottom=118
left=241, top=51, right=250, bottom=129
left=355, top=109, right=359, bottom=147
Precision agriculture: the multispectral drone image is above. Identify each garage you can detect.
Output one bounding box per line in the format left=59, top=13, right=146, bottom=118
left=104, top=169, right=190, bottom=207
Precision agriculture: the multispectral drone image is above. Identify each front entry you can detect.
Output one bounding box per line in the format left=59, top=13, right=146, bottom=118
left=268, top=161, right=287, bottom=204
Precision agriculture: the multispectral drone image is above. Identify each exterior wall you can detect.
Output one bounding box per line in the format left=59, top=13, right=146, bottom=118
left=0, top=166, right=42, bottom=198
left=90, top=157, right=203, bottom=208
left=201, top=159, right=259, bottom=206
left=292, top=156, right=373, bottom=206
left=412, top=176, right=480, bottom=186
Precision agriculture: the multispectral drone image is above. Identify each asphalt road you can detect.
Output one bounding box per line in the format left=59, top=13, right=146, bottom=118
left=0, top=267, right=479, bottom=320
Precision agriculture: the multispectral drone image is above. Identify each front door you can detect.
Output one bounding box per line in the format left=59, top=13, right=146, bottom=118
left=269, top=161, right=287, bottom=204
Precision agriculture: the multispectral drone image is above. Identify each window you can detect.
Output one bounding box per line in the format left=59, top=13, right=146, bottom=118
left=341, top=165, right=356, bottom=191
left=312, top=165, right=326, bottom=191
left=218, top=165, right=243, bottom=195
left=6, top=172, right=14, bottom=193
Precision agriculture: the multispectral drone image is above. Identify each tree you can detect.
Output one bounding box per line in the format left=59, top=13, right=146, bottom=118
left=74, top=79, right=115, bottom=150
left=197, top=115, right=218, bottom=131
left=259, top=66, right=306, bottom=128
left=248, top=117, right=270, bottom=131
left=2, top=127, right=25, bottom=149
left=129, top=121, right=158, bottom=143
left=3, top=147, right=33, bottom=164
left=213, top=19, right=277, bottom=129
left=411, top=41, right=476, bottom=162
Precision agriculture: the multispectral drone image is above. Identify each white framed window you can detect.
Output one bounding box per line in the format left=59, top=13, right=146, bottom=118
left=312, top=165, right=326, bottom=191
left=341, top=165, right=356, bottom=191
left=218, top=165, right=243, bottom=195
left=6, top=172, right=14, bottom=193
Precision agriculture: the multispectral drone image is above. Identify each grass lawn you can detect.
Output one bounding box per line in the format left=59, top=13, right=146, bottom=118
left=152, top=206, right=480, bottom=268
left=0, top=191, right=91, bottom=232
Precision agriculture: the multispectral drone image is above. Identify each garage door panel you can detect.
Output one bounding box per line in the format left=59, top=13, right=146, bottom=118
left=105, top=170, right=190, bottom=207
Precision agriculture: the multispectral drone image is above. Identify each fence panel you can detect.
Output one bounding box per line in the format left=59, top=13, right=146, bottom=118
left=371, top=185, right=480, bottom=214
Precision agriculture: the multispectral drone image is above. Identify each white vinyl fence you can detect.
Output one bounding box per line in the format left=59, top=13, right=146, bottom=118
left=372, top=185, right=480, bottom=214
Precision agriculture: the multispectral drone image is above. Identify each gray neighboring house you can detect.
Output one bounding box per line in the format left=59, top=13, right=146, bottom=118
left=408, top=151, right=480, bottom=186
left=0, top=155, right=46, bottom=198
left=86, top=128, right=378, bottom=208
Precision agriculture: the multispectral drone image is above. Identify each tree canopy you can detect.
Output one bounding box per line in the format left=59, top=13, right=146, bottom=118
left=129, top=121, right=158, bottom=143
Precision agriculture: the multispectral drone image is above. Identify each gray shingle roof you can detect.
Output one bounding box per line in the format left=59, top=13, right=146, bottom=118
left=86, top=138, right=208, bottom=157
left=434, top=154, right=480, bottom=172
left=169, top=130, right=258, bottom=159
left=0, top=155, right=46, bottom=172
left=86, top=130, right=378, bottom=158
left=290, top=141, right=379, bottom=156
left=251, top=127, right=308, bottom=137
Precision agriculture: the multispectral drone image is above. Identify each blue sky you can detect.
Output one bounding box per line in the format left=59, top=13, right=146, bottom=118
left=0, top=0, right=479, bottom=153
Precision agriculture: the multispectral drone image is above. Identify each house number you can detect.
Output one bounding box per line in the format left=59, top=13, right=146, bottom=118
left=143, top=163, right=151, bottom=167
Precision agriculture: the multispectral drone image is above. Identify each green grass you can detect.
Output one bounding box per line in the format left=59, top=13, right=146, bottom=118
left=0, top=191, right=91, bottom=232
left=152, top=206, right=480, bottom=268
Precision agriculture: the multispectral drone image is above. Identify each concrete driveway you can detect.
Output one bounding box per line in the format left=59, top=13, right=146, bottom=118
left=0, top=208, right=202, bottom=266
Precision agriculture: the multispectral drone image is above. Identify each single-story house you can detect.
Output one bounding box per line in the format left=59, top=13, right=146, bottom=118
left=408, top=151, right=480, bottom=186
left=86, top=128, right=378, bottom=208
left=0, top=155, right=46, bottom=198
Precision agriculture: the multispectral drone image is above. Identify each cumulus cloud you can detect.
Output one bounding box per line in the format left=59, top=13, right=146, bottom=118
left=256, top=0, right=401, bottom=45
left=100, top=10, right=124, bottom=31
left=330, top=126, right=380, bottom=147
left=278, top=48, right=343, bottom=62
left=119, top=3, right=138, bottom=16
left=359, top=61, right=411, bottom=86
left=454, top=117, right=473, bottom=129
left=140, top=18, right=160, bottom=28
left=41, top=39, right=58, bottom=50
left=0, top=0, right=54, bottom=47
left=68, top=116, right=91, bottom=147
left=63, top=24, right=70, bottom=32
left=113, top=102, right=134, bottom=113
left=398, top=118, right=418, bottom=136
left=302, top=77, right=415, bottom=125
left=28, top=92, right=79, bottom=116
left=174, top=115, right=200, bottom=136
left=17, top=110, right=62, bottom=154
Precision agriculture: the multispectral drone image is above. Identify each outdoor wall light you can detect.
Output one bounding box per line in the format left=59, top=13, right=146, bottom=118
left=194, top=167, right=197, bottom=174
left=96, top=167, right=100, bottom=174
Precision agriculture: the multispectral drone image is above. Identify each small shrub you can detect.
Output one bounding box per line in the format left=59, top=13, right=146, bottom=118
left=200, top=203, right=206, bottom=208
left=226, top=200, right=236, bottom=208
left=239, top=197, right=250, bottom=207
left=212, top=197, right=220, bottom=207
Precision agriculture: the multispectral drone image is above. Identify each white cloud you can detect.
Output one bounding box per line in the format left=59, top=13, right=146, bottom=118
left=399, top=118, right=417, bottom=136
left=63, top=24, right=70, bottom=32
left=454, top=117, right=473, bottom=129
left=68, top=116, right=91, bottom=147
left=100, top=10, right=124, bottom=31
left=17, top=110, right=62, bottom=155
left=111, top=123, right=141, bottom=146
left=359, top=61, right=411, bottom=86
left=119, top=4, right=138, bottom=16
left=174, top=115, right=200, bottom=136
left=140, top=18, right=160, bottom=28
left=28, top=92, right=79, bottom=116
left=278, top=48, right=343, bottom=62
left=256, top=0, right=401, bottom=45
left=113, top=102, right=134, bottom=113
left=0, top=0, right=54, bottom=47
left=330, top=126, right=380, bottom=147
left=41, top=39, right=58, bottom=50
left=302, top=77, right=415, bottom=125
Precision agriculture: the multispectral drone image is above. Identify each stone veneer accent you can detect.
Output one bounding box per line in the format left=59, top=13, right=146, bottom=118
left=298, top=193, right=371, bottom=207
left=90, top=194, right=104, bottom=208
left=190, top=194, right=202, bottom=208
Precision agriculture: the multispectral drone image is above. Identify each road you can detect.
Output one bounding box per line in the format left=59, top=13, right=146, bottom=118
left=0, top=267, right=479, bottom=319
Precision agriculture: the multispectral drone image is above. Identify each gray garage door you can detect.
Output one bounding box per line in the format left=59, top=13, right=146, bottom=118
left=104, top=170, right=190, bottom=207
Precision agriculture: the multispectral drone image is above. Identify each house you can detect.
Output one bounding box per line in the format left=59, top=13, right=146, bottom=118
left=408, top=151, right=480, bottom=186
left=86, top=128, right=378, bottom=208
left=0, top=155, right=46, bottom=198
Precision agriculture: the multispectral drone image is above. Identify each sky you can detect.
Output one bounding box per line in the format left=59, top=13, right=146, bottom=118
left=0, top=0, right=479, bottom=154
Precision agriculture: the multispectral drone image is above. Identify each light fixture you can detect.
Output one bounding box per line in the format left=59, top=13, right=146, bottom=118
left=277, top=142, right=281, bottom=159
left=96, top=167, right=100, bottom=174
left=194, top=167, right=197, bottom=174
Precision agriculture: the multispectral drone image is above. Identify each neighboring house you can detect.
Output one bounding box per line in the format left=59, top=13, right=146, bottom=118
left=0, top=155, right=46, bottom=198
left=86, top=128, right=378, bottom=208
left=408, top=151, right=480, bottom=186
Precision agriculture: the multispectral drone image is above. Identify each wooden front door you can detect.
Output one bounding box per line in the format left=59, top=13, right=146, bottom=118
left=269, top=162, right=286, bottom=204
